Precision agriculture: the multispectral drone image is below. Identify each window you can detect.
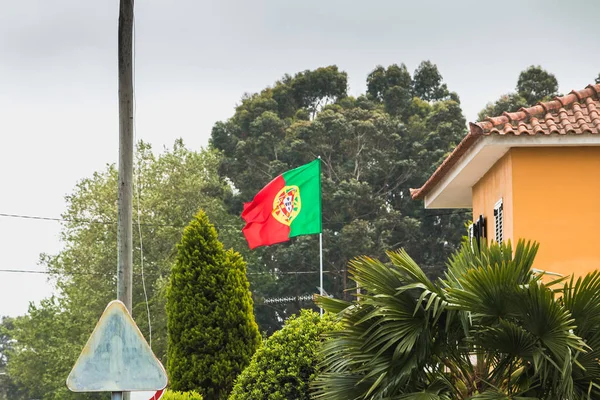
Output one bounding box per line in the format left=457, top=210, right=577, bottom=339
left=469, top=214, right=486, bottom=250
left=494, top=199, right=503, bottom=244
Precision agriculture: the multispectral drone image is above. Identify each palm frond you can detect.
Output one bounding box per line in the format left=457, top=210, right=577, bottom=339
left=314, top=237, right=600, bottom=400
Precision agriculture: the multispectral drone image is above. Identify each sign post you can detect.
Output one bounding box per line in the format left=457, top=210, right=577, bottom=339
left=68, top=1, right=167, bottom=397
left=66, top=301, right=167, bottom=394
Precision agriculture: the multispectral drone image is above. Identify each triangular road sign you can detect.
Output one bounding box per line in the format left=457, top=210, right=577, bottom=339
left=67, top=300, right=168, bottom=392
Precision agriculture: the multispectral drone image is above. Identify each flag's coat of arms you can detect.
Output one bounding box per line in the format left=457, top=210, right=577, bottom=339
left=272, top=186, right=301, bottom=225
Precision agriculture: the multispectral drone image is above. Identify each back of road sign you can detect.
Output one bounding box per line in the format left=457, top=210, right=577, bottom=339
left=66, top=300, right=168, bottom=392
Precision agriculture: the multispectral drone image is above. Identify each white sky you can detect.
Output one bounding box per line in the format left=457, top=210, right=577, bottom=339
left=0, top=0, right=599, bottom=318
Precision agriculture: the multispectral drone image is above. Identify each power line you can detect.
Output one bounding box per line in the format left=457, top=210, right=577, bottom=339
left=0, top=267, right=325, bottom=305
left=0, top=268, right=118, bottom=276
left=0, top=268, right=52, bottom=275
left=0, top=212, right=246, bottom=229
left=0, top=212, right=184, bottom=227
left=0, top=212, right=87, bottom=223
left=0, top=268, right=343, bottom=277
left=0, top=209, right=471, bottom=228
left=131, top=9, right=152, bottom=348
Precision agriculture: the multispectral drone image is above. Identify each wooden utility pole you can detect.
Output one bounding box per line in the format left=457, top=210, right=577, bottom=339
left=117, top=0, right=134, bottom=314
left=116, top=0, right=134, bottom=399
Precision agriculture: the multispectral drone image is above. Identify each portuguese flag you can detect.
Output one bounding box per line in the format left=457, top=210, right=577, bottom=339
left=242, top=159, right=322, bottom=249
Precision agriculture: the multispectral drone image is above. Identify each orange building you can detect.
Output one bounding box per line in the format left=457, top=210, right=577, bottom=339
left=411, top=84, right=600, bottom=277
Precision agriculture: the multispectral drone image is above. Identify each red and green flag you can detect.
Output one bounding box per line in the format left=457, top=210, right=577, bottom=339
left=242, top=159, right=322, bottom=249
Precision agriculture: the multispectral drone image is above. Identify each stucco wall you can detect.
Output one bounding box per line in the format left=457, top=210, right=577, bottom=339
left=472, top=152, right=514, bottom=242
left=511, top=146, right=600, bottom=277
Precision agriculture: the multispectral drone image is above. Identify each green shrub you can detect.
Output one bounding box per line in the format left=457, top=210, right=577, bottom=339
left=166, top=211, right=261, bottom=400
left=162, top=390, right=204, bottom=400
left=229, top=309, right=338, bottom=400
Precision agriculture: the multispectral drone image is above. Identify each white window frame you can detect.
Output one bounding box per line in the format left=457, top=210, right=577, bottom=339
left=494, top=198, right=503, bottom=244
left=468, top=223, right=475, bottom=250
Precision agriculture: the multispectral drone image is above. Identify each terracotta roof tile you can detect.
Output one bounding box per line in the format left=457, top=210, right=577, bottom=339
left=411, top=83, right=600, bottom=200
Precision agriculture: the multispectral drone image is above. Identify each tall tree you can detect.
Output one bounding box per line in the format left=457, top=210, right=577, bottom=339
left=211, top=63, right=469, bottom=333
left=366, top=63, right=413, bottom=117
left=166, top=211, right=260, bottom=400
left=412, top=60, right=450, bottom=102
left=479, top=65, right=559, bottom=120
left=288, top=66, right=348, bottom=119
left=516, top=65, right=559, bottom=105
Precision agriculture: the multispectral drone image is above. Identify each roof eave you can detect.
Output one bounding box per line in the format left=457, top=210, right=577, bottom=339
left=416, top=133, right=600, bottom=209
left=410, top=122, right=483, bottom=201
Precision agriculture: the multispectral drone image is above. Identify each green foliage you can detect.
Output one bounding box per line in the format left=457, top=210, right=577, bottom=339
left=314, top=238, right=600, bottom=399
left=478, top=93, right=528, bottom=121
left=367, top=61, right=451, bottom=117
left=0, top=317, right=26, bottom=400
left=516, top=65, right=559, bottom=105
left=229, top=310, right=338, bottom=400
left=285, top=66, right=348, bottom=119
left=5, top=298, right=107, bottom=400
left=479, top=65, right=559, bottom=120
left=4, top=142, right=240, bottom=399
left=50, top=140, right=243, bottom=363
left=211, top=63, right=469, bottom=333
left=166, top=211, right=261, bottom=400
left=162, top=390, right=204, bottom=400
left=366, top=64, right=413, bottom=117
left=412, top=60, right=450, bottom=102
left=0, top=317, right=10, bottom=372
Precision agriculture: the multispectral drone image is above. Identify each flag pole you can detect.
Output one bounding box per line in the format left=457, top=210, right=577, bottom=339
left=319, top=232, right=324, bottom=316
left=317, top=156, right=324, bottom=316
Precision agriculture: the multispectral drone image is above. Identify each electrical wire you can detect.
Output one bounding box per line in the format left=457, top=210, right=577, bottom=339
left=0, top=268, right=343, bottom=276
left=0, top=209, right=471, bottom=227
left=0, top=212, right=188, bottom=228
left=130, top=4, right=152, bottom=349
left=0, top=268, right=126, bottom=276
left=0, top=194, right=470, bottom=312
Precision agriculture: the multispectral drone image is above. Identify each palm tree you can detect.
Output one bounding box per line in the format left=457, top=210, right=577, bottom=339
left=313, top=238, right=600, bottom=399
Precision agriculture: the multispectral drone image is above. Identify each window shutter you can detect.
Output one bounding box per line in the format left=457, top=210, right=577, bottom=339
left=469, top=215, right=486, bottom=251
left=494, top=199, right=503, bottom=244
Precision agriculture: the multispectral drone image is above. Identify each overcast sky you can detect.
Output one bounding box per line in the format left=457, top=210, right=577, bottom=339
left=0, top=0, right=598, bottom=318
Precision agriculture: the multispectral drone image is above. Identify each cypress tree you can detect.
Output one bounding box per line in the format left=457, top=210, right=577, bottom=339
left=166, top=210, right=261, bottom=400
